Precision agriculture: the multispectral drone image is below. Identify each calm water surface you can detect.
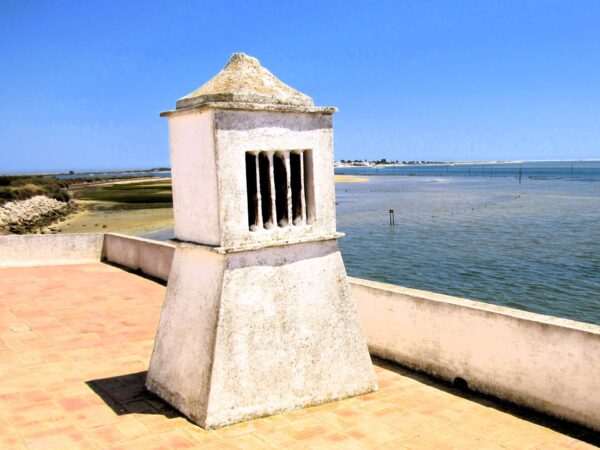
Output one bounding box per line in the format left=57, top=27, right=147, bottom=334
left=336, top=164, right=600, bottom=325
left=55, top=171, right=171, bottom=179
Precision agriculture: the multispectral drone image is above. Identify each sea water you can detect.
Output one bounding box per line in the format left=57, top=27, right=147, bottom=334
left=336, top=161, right=600, bottom=325
left=135, top=161, right=600, bottom=325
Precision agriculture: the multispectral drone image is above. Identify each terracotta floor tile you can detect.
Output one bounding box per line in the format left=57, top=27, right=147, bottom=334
left=0, top=263, right=598, bottom=449
left=160, top=429, right=203, bottom=449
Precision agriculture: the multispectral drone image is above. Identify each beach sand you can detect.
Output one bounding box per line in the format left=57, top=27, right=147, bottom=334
left=334, top=175, right=369, bottom=183
left=45, top=205, right=173, bottom=235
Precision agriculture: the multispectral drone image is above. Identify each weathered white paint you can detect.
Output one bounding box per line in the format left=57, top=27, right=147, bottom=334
left=0, top=233, right=103, bottom=267
left=351, top=276, right=600, bottom=431
left=175, top=53, right=315, bottom=110
left=147, top=245, right=226, bottom=425
left=168, top=110, right=220, bottom=245
left=166, top=108, right=337, bottom=250
left=213, top=109, right=337, bottom=249
left=149, top=53, right=377, bottom=429
left=147, top=241, right=376, bottom=428
left=102, top=233, right=175, bottom=281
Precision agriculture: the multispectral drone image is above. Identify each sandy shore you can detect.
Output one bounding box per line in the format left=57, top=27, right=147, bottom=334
left=334, top=175, right=369, bottom=183
left=47, top=206, right=174, bottom=235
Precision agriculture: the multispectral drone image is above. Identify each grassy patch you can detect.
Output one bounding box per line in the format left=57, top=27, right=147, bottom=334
left=74, top=180, right=173, bottom=209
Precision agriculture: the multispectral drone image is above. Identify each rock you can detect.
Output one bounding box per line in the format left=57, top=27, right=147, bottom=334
left=0, top=196, right=78, bottom=234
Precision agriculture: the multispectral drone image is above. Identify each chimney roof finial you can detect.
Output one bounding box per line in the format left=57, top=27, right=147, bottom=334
left=175, top=53, right=314, bottom=110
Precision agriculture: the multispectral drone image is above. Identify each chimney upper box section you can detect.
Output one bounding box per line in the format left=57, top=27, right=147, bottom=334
left=161, top=53, right=339, bottom=250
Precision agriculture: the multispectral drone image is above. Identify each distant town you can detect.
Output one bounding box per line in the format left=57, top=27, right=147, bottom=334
left=335, top=160, right=448, bottom=167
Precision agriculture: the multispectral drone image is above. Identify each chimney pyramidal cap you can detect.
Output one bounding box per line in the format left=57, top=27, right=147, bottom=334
left=174, top=53, right=320, bottom=111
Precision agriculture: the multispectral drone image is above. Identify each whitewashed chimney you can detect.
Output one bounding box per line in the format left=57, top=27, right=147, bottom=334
left=146, top=53, right=377, bottom=429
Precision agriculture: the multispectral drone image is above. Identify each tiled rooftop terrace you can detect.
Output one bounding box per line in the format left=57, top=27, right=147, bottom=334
left=0, top=263, right=598, bottom=449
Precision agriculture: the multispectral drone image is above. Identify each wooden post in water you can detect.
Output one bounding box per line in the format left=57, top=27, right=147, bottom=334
left=389, top=209, right=395, bottom=226
left=518, top=163, right=523, bottom=184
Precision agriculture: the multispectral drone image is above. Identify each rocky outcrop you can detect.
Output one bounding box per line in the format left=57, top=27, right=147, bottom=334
left=0, top=195, right=77, bottom=234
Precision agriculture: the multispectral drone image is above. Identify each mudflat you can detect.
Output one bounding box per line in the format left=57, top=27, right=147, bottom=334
left=46, top=178, right=174, bottom=235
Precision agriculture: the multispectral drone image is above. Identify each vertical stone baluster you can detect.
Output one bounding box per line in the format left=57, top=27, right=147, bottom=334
left=284, top=151, right=292, bottom=226
left=299, top=150, right=307, bottom=224
left=254, top=152, right=263, bottom=229
left=268, top=152, right=277, bottom=228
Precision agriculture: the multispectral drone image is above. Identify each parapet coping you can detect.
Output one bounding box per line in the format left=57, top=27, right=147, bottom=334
left=174, top=232, right=345, bottom=254
left=160, top=102, right=337, bottom=118
left=350, top=276, right=600, bottom=335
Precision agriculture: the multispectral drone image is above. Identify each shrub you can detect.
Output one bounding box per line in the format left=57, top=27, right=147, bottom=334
left=0, top=176, right=71, bottom=205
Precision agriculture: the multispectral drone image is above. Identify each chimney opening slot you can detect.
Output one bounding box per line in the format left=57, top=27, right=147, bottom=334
left=245, top=153, right=261, bottom=231
left=258, top=152, right=274, bottom=229
left=290, top=151, right=304, bottom=225
left=273, top=152, right=289, bottom=227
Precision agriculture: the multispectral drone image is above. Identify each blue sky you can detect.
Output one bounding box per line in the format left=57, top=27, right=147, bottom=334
left=1, top=0, right=600, bottom=173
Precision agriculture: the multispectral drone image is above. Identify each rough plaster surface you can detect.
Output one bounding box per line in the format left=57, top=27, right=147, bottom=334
left=152, top=54, right=377, bottom=428
left=166, top=108, right=337, bottom=250
left=147, top=240, right=377, bottom=428
left=169, top=110, right=221, bottom=245
left=176, top=53, right=314, bottom=110
left=146, top=246, right=226, bottom=425
left=351, top=277, right=600, bottom=431
left=214, top=109, right=336, bottom=249
left=0, top=233, right=103, bottom=267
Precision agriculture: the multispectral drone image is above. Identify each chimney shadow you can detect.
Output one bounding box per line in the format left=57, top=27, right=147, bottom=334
left=85, top=371, right=181, bottom=419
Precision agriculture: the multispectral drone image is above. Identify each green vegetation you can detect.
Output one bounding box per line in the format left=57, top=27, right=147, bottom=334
left=73, top=180, right=173, bottom=210
left=0, top=176, right=71, bottom=205
left=60, top=176, right=155, bottom=184
left=0, top=174, right=173, bottom=212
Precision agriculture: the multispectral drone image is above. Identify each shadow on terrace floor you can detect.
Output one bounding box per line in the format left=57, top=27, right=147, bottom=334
left=86, top=371, right=180, bottom=420
left=373, top=358, right=600, bottom=447
left=86, top=358, right=600, bottom=446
